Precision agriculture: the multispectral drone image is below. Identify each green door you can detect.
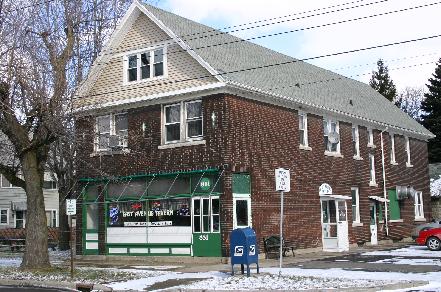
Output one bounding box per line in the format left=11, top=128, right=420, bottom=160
left=192, top=197, right=221, bottom=257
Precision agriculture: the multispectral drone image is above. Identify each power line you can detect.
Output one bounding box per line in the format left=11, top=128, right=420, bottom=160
left=74, top=33, right=441, bottom=102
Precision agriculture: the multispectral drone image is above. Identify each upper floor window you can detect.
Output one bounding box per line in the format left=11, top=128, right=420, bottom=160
left=367, top=128, right=375, bottom=147
left=323, top=118, right=340, bottom=154
left=298, top=112, right=309, bottom=148
left=351, top=187, right=360, bottom=223
left=95, top=113, right=128, bottom=151
left=405, top=137, right=412, bottom=167
left=0, top=175, right=12, bottom=188
left=352, top=125, right=360, bottom=159
left=369, top=154, right=377, bottom=186
left=43, top=180, right=57, bottom=190
left=414, top=191, right=424, bottom=219
left=390, top=134, right=396, bottom=164
left=164, top=100, right=203, bottom=144
left=125, top=48, right=165, bottom=83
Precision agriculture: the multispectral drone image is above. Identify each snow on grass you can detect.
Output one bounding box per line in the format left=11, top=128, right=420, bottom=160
left=107, top=271, right=225, bottom=291
left=374, top=257, right=441, bottom=266
left=180, top=273, right=398, bottom=291
left=129, top=265, right=182, bottom=270
left=0, top=258, right=21, bottom=267
left=362, top=245, right=441, bottom=258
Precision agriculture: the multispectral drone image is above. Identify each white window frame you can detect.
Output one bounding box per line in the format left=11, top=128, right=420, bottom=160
left=298, top=111, right=310, bottom=150
left=162, top=100, right=203, bottom=145
left=352, top=125, right=361, bottom=159
left=123, top=46, right=167, bottom=85
left=351, top=187, right=361, bottom=224
left=414, top=191, right=424, bottom=220
left=14, top=210, right=26, bottom=228
left=191, top=196, right=220, bottom=234
left=405, top=136, right=413, bottom=167
left=390, top=133, right=397, bottom=165
left=369, top=154, right=377, bottom=186
left=0, top=208, right=9, bottom=225
left=0, top=175, right=12, bottom=188
left=233, top=196, right=252, bottom=229
left=95, top=113, right=128, bottom=152
left=323, top=118, right=341, bottom=156
left=367, top=128, right=375, bottom=148
left=46, top=209, right=58, bottom=227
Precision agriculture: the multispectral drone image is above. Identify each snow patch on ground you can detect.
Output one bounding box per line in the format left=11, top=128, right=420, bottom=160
left=129, top=265, right=182, bottom=270
left=0, top=258, right=21, bottom=267
left=362, top=245, right=441, bottom=258
left=374, top=257, right=441, bottom=266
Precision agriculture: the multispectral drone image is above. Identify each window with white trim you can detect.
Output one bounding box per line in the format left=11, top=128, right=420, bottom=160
left=369, top=154, right=376, bottom=185
left=352, top=125, right=360, bottom=158
left=390, top=134, right=396, bottom=164
left=367, top=128, right=374, bottom=147
left=405, top=136, right=412, bottom=166
left=0, top=209, right=9, bottom=225
left=43, top=180, right=57, bottom=190
left=233, top=197, right=252, bottom=229
left=414, top=191, right=424, bottom=219
left=125, top=48, right=165, bottom=83
left=299, top=112, right=308, bottom=147
left=323, top=118, right=340, bottom=153
left=0, top=175, right=12, bottom=188
left=95, top=113, right=128, bottom=151
left=45, top=210, right=58, bottom=227
left=163, top=100, right=203, bottom=144
left=351, top=187, right=360, bottom=223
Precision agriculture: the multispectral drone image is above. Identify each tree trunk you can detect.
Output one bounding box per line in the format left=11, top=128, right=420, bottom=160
left=20, top=151, right=50, bottom=269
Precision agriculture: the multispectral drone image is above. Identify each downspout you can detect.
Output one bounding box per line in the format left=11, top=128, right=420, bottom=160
left=380, top=127, right=389, bottom=236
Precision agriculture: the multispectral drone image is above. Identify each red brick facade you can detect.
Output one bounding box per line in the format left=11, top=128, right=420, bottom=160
left=75, top=93, right=432, bottom=256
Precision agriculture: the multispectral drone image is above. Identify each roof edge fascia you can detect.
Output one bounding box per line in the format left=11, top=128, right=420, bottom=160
left=225, top=81, right=435, bottom=141
left=73, top=82, right=226, bottom=116
left=135, top=2, right=225, bottom=84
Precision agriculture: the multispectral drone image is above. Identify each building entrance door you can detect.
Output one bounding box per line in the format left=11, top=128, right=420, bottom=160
left=370, top=202, right=378, bottom=245
left=321, top=198, right=349, bottom=252
left=191, top=197, right=221, bottom=257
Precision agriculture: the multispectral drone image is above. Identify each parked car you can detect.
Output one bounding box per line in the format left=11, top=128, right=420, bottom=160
left=416, top=228, right=441, bottom=251
left=411, top=218, right=441, bottom=239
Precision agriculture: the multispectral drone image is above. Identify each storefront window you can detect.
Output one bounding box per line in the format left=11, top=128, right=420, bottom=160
left=107, top=180, right=147, bottom=200
left=86, top=204, right=98, bottom=229
left=108, top=201, right=147, bottom=227
left=148, top=198, right=191, bottom=227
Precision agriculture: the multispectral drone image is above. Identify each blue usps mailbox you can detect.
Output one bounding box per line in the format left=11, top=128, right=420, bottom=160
left=230, top=227, right=259, bottom=277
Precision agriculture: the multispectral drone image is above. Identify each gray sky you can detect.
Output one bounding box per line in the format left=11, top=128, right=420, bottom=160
left=157, top=0, right=441, bottom=92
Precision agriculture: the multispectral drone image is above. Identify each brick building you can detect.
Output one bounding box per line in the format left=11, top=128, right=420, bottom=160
left=73, top=2, right=434, bottom=257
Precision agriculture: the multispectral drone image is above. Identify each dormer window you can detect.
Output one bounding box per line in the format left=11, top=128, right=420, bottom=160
left=125, top=48, right=165, bottom=83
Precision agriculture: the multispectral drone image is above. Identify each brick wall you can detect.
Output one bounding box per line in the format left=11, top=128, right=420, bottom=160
left=75, top=93, right=432, bottom=256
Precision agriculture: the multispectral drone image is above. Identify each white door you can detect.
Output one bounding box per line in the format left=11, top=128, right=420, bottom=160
left=336, top=200, right=349, bottom=251
left=370, top=202, right=378, bottom=245
left=321, top=199, right=349, bottom=252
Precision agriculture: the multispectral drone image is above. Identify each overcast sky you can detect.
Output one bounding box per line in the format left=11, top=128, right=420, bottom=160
left=156, top=0, right=441, bottom=92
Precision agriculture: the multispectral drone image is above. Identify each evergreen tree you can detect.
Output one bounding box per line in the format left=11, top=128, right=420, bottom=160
left=421, top=58, right=441, bottom=163
left=369, top=59, right=397, bottom=101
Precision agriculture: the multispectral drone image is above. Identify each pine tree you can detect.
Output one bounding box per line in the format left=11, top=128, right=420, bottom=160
left=421, top=58, right=441, bottom=163
left=369, top=59, right=397, bottom=101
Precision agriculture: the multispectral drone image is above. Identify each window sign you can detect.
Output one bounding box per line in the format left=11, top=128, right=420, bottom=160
left=148, top=198, right=191, bottom=227
left=108, top=201, right=147, bottom=227
left=275, top=168, right=290, bottom=192
left=200, top=177, right=211, bottom=191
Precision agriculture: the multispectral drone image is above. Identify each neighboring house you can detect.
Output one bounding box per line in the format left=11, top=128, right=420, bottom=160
left=73, top=2, right=434, bottom=257
left=430, top=163, right=441, bottom=218
left=0, top=133, right=59, bottom=229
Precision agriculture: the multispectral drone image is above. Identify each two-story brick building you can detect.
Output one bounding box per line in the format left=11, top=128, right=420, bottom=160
left=73, top=1, right=434, bottom=257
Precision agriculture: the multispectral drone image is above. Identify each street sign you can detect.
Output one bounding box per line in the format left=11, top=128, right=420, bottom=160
left=275, top=168, right=290, bottom=192
left=66, top=199, right=77, bottom=215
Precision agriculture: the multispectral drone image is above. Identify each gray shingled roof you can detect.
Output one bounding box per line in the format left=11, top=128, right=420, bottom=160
left=144, top=4, right=433, bottom=138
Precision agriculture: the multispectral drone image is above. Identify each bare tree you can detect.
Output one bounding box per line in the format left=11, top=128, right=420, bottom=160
left=394, top=87, right=425, bottom=121
left=0, top=0, right=135, bottom=268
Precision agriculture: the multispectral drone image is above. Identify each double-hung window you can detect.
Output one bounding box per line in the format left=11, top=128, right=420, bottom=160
left=390, top=134, right=396, bottom=164
left=352, top=125, right=360, bottom=159
left=323, top=118, right=340, bottom=154
left=46, top=210, right=58, bottom=227
left=164, top=100, right=203, bottom=144
left=0, top=175, right=12, bottom=188
left=367, top=128, right=375, bottom=147
left=369, top=154, right=377, bottom=186
left=95, top=113, right=128, bottom=151
left=126, top=48, right=165, bottom=83
left=298, top=112, right=309, bottom=149
left=0, top=209, right=9, bottom=225
left=414, top=191, right=424, bottom=219
left=405, top=137, right=412, bottom=167
left=351, top=187, right=360, bottom=224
